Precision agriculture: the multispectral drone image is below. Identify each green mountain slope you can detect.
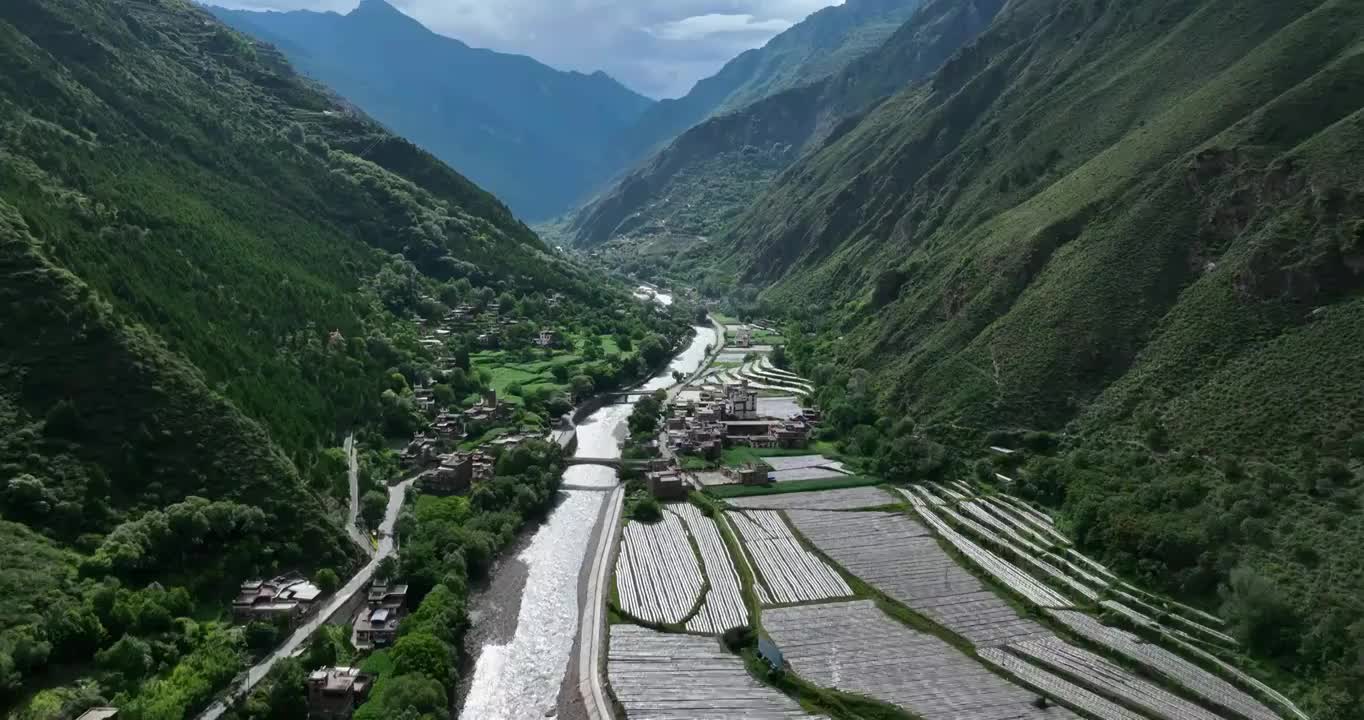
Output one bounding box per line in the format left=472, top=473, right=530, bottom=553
left=568, top=0, right=1004, bottom=247
left=209, top=0, right=654, bottom=221
left=0, top=0, right=684, bottom=716
left=613, top=0, right=925, bottom=179
left=718, top=0, right=1364, bottom=712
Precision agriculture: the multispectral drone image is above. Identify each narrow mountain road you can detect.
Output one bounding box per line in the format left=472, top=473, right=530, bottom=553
left=195, top=473, right=418, bottom=720
left=343, top=433, right=373, bottom=555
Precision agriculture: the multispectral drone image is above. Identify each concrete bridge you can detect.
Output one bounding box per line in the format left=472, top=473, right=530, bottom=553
left=565, top=457, right=652, bottom=470
left=566, top=456, right=624, bottom=469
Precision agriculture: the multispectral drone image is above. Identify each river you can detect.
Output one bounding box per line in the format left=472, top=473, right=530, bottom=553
left=457, top=321, right=717, bottom=719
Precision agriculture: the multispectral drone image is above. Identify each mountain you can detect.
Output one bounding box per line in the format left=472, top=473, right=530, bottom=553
left=616, top=0, right=926, bottom=164
left=569, top=0, right=1004, bottom=247
left=718, top=0, right=1364, bottom=711
left=0, top=0, right=683, bottom=717
left=208, top=0, right=654, bottom=221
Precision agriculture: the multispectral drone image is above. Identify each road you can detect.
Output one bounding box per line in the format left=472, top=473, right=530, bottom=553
left=196, top=473, right=417, bottom=720
left=576, top=485, right=625, bottom=720
left=342, top=434, right=373, bottom=556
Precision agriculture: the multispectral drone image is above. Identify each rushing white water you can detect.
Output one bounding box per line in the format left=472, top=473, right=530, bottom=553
left=458, top=324, right=714, bottom=719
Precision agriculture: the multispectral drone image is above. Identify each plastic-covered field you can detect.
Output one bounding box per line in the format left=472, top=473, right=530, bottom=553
left=766, top=600, right=1073, bottom=720
left=608, top=624, right=827, bottom=719
left=1050, top=610, right=1281, bottom=720
left=614, top=512, right=702, bottom=625
left=978, top=648, right=1147, bottom=720
left=784, top=509, right=1049, bottom=648
left=726, top=510, right=851, bottom=605
left=727, top=486, right=894, bottom=511
left=906, top=495, right=1072, bottom=609
left=1008, top=636, right=1226, bottom=720
left=668, top=504, right=748, bottom=635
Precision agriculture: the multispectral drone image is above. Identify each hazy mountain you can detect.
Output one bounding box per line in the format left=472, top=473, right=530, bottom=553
left=209, top=0, right=655, bottom=221
left=570, top=0, right=1004, bottom=247
left=615, top=0, right=927, bottom=165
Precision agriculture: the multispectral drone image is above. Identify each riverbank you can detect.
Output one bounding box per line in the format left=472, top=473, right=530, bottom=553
left=455, top=322, right=717, bottom=719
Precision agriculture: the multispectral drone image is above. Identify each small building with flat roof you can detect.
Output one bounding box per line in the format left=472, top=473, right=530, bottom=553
left=75, top=709, right=119, bottom=720
left=306, top=667, right=372, bottom=720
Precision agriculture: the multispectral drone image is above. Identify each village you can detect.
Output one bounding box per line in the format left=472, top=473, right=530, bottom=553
left=174, top=290, right=699, bottom=720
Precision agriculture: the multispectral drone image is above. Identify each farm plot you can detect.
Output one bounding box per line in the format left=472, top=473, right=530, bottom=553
left=930, top=481, right=970, bottom=502
left=974, top=498, right=1058, bottom=549
left=1164, top=634, right=1309, bottom=720
left=978, top=648, right=1147, bottom=720
left=935, top=504, right=1099, bottom=603
left=756, top=395, right=803, bottom=419
left=614, top=513, right=703, bottom=625
left=1008, top=635, right=1226, bottom=720
left=907, top=494, right=1072, bottom=609
left=769, top=467, right=849, bottom=483
left=960, top=501, right=1050, bottom=555
left=608, top=625, right=826, bottom=719
left=1049, top=610, right=1281, bottom=720
left=763, top=455, right=838, bottom=471
left=906, top=484, right=950, bottom=506
left=669, top=504, right=748, bottom=635
left=728, top=486, right=895, bottom=511
left=785, top=509, right=1049, bottom=648
left=726, top=510, right=851, bottom=605
left=765, top=600, right=1069, bottom=720
left=985, top=497, right=1073, bottom=547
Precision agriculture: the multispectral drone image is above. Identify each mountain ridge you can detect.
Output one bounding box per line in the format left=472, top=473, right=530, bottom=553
left=208, top=0, right=655, bottom=221
left=569, top=0, right=1005, bottom=247
left=709, top=0, right=1364, bottom=712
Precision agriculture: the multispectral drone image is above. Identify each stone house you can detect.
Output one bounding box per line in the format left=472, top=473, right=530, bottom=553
left=306, top=667, right=372, bottom=720
left=353, top=583, right=408, bottom=651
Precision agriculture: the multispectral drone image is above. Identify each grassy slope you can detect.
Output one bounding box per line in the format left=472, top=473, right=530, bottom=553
left=713, top=0, right=1364, bottom=712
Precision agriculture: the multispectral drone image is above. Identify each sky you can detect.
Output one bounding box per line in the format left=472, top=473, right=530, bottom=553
left=209, top=0, right=843, bottom=99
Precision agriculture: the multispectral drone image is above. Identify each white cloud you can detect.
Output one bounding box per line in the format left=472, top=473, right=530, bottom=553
left=209, top=0, right=845, bottom=98
left=646, top=13, right=792, bottom=41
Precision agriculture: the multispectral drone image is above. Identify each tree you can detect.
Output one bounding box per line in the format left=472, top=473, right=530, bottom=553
left=245, top=622, right=280, bottom=652
left=376, top=556, right=399, bottom=583
left=314, top=568, right=340, bottom=595
left=570, top=374, right=594, bottom=399
left=1221, top=566, right=1302, bottom=657
left=391, top=633, right=450, bottom=683
left=770, top=345, right=787, bottom=368
left=639, top=334, right=668, bottom=367
left=95, top=634, right=153, bottom=686
left=361, top=490, right=387, bottom=529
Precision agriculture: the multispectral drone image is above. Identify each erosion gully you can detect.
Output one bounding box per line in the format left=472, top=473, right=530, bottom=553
left=457, top=312, right=716, bottom=720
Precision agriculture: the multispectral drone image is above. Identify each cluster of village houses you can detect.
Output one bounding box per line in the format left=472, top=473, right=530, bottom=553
left=224, top=571, right=411, bottom=718
left=415, top=293, right=563, bottom=352
left=644, top=380, right=821, bottom=501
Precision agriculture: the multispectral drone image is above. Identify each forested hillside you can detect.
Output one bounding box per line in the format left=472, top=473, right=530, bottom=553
left=714, top=0, right=1364, bottom=713
left=569, top=0, right=1004, bottom=247
left=0, top=0, right=682, bottom=717
left=210, top=0, right=654, bottom=221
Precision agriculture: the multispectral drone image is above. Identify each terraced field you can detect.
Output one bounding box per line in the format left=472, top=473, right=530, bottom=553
left=608, top=625, right=827, bottom=719
left=783, top=509, right=1050, bottom=647
left=1049, top=610, right=1282, bottom=720
left=728, top=485, right=894, bottom=511
left=765, top=600, right=1072, bottom=720
left=726, top=510, right=852, bottom=605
